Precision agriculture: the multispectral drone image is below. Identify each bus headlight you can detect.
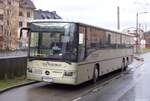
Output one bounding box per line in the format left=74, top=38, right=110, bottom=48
left=64, top=71, right=76, bottom=76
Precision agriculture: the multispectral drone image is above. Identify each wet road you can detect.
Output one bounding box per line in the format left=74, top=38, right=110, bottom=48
left=0, top=53, right=148, bottom=101
left=117, top=53, right=150, bottom=101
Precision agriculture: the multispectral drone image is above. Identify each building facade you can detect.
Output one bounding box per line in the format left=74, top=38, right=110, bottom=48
left=19, top=0, right=35, bottom=48
left=19, top=0, right=35, bottom=28
left=144, top=31, right=150, bottom=48
left=0, top=0, right=62, bottom=50
left=0, top=0, right=35, bottom=50
left=0, top=0, right=19, bottom=50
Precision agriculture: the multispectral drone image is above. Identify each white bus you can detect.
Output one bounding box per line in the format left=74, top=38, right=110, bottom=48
left=20, top=20, right=134, bottom=85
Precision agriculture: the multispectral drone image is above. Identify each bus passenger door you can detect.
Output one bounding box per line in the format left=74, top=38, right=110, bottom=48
left=77, top=26, right=90, bottom=83
left=78, top=26, right=86, bottom=61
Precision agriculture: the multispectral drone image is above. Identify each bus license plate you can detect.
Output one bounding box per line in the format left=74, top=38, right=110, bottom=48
left=42, top=76, right=53, bottom=82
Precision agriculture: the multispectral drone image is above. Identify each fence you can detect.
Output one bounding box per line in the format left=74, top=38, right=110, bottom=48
left=0, top=57, right=27, bottom=80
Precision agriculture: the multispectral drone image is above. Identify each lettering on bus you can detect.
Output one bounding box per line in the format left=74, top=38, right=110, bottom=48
left=91, top=53, right=99, bottom=57
left=42, top=62, right=61, bottom=67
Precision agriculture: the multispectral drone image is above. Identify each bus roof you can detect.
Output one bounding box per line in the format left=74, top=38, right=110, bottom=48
left=29, top=19, right=135, bottom=37
left=29, top=19, right=76, bottom=23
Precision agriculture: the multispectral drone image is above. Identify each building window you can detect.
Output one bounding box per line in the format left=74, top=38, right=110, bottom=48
left=0, top=0, right=3, bottom=3
left=8, top=0, right=11, bottom=5
left=7, top=10, right=10, bottom=15
left=41, top=14, right=45, bottom=19
left=19, top=21, right=23, bottom=27
left=27, top=12, right=30, bottom=17
left=0, top=25, right=3, bottom=33
left=19, top=11, right=23, bottom=16
left=7, top=20, right=9, bottom=26
left=47, top=15, right=51, bottom=19
left=27, top=22, right=30, bottom=27
left=0, top=14, right=3, bottom=20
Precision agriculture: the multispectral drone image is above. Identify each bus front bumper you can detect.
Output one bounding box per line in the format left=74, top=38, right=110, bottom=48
left=27, top=73, right=78, bottom=85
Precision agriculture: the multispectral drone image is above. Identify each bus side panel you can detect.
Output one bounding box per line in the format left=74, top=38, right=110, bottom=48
left=76, top=63, right=94, bottom=84
left=76, top=48, right=133, bottom=84
left=100, top=58, right=122, bottom=75
left=81, top=48, right=133, bottom=77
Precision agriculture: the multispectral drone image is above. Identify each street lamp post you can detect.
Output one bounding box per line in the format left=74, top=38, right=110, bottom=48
left=136, top=11, right=148, bottom=53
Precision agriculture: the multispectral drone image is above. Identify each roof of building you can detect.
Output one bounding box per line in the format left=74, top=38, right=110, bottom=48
left=19, top=0, right=36, bottom=9
left=34, top=10, right=62, bottom=20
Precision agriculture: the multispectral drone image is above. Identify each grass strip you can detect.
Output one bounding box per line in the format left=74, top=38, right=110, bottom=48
left=0, top=76, right=31, bottom=90
left=137, top=48, right=150, bottom=54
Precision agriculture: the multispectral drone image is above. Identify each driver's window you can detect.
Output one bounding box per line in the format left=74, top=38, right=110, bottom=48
left=41, top=33, right=51, bottom=48
left=78, top=26, right=85, bottom=61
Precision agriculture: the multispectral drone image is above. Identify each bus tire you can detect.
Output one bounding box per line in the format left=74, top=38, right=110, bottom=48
left=122, top=60, right=127, bottom=71
left=92, top=65, right=99, bottom=83
left=122, top=58, right=125, bottom=71
left=124, top=61, right=129, bottom=70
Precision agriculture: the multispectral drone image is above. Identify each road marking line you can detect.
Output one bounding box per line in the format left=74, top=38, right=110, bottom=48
left=92, top=88, right=99, bottom=92
left=72, top=97, right=82, bottom=101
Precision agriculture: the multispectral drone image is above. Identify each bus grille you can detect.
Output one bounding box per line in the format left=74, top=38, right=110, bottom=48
left=32, top=69, right=42, bottom=74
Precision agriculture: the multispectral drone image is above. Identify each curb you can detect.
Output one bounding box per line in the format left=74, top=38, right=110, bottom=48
left=0, top=81, right=39, bottom=94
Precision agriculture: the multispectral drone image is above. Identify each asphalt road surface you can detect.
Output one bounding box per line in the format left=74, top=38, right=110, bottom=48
left=0, top=53, right=148, bottom=101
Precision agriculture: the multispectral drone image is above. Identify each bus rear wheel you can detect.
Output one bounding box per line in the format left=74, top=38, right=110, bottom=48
left=122, top=60, right=128, bottom=71
left=92, top=66, right=99, bottom=83
left=124, top=61, right=128, bottom=70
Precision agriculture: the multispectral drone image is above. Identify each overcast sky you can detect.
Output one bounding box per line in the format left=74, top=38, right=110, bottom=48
left=32, top=0, right=150, bottom=31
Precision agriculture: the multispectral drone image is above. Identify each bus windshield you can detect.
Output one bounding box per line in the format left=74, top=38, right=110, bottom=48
left=29, top=22, right=77, bottom=62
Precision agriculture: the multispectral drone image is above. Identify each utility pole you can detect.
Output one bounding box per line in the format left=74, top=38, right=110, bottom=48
left=136, top=12, right=148, bottom=53
left=136, top=12, right=139, bottom=35
left=136, top=12, right=139, bottom=53
left=117, top=6, right=120, bottom=30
